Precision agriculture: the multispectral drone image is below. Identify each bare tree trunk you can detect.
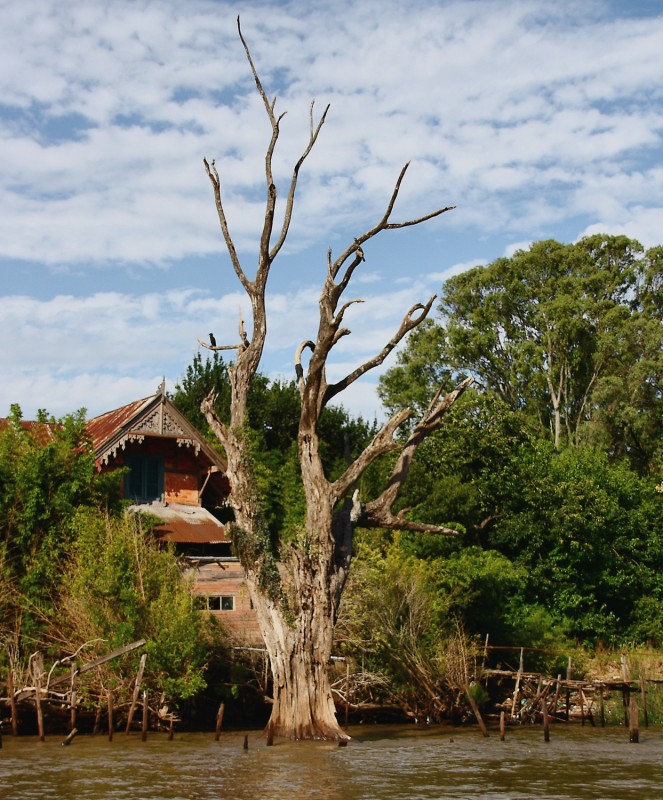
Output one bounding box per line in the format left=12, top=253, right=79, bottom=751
left=199, top=17, right=466, bottom=740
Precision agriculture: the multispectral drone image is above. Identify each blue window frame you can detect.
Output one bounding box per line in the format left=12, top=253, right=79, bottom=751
left=124, top=454, right=164, bottom=502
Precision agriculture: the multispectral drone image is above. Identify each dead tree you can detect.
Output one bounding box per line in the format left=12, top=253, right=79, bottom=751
left=199, top=17, right=471, bottom=741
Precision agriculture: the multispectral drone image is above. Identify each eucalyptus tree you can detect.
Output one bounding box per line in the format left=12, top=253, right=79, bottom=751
left=383, top=235, right=661, bottom=463
left=197, top=19, right=470, bottom=740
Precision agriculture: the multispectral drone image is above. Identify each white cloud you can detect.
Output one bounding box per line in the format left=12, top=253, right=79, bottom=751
left=1, top=0, right=661, bottom=267
left=1, top=0, right=662, bottom=422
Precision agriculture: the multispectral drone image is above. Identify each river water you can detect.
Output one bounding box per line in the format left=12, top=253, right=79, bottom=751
left=2, top=724, right=663, bottom=800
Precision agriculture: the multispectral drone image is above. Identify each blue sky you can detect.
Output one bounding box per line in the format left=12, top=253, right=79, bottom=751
left=1, top=0, right=662, bottom=421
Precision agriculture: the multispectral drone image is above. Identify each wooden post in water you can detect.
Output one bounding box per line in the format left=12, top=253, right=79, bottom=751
left=553, top=674, right=562, bottom=721
left=542, top=697, right=550, bottom=742
left=344, top=659, right=350, bottom=729
left=499, top=711, right=506, bottom=741
left=243, top=734, right=249, bottom=750
left=93, top=703, right=102, bottom=735
left=565, top=657, right=572, bottom=722
left=266, top=723, right=274, bottom=746
left=35, top=672, right=45, bottom=742
left=640, top=676, right=649, bottom=728
left=579, top=685, right=585, bottom=726
left=622, top=686, right=630, bottom=727
left=214, top=702, right=225, bottom=741
left=599, top=684, right=605, bottom=727
left=464, top=685, right=489, bottom=737
left=141, top=690, right=148, bottom=741
left=7, top=669, right=18, bottom=736
left=629, top=697, right=639, bottom=743
left=125, top=653, right=147, bottom=735
left=511, top=648, right=524, bottom=719
left=69, top=662, right=77, bottom=733
left=107, top=689, right=114, bottom=742
left=61, top=728, right=78, bottom=746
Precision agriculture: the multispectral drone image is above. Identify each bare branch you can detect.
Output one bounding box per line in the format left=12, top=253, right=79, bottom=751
left=270, top=100, right=330, bottom=262
left=295, top=340, right=316, bottom=394
left=323, top=297, right=436, bottom=406
left=330, top=163, right=454, bottom=282
left=203, top=157, right=251, bottom=293
left=332, top=407, right=413, bottom=500
left=360, top=511, right=458, bottom=535
left=197, top=337, right=245, bottom=352
left=200, top=390, right=230, bottom=449
left=237, top=16, right=274, bottom=121
left=362, top=377, right=474, bottom=526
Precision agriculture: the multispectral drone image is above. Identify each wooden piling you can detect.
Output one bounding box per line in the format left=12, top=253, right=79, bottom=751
left=69, top=662, right=77, bottom=733
left=510, top=648, right=524, bottom=718
left=266, top=724, right=274, bottom=746
left=7, top=669, right=18, bottom=737
left=141, top=690, right=148, bottom=741
left=93, top=704, right=102, bottom=735
left=553, top=673, right=562, bottom=720
left=243, top=734, right=249, bottom=750
left=35, top=672, right=45, bottom=742
left=0, top=721, right=3, bottom=749
left=464, top=685, right=489, bottom=737
left=61, top=728, right=78, bottom=746
left=622, top=686, right=630, bottom=727
left=599, top=684, right=605, bottom=727
left=214, top=702, right=225, bottom=741
left=640, top=676, right=649, bottom=728
left=344, top=660, right=350, bottom=728
left=542, top=698, right=550, bottom=742
left=565, top=657, right=572, bottom=722
left=499, top=711, right=506, bottom=741
left=107, top=690, right=114, bottom=742
left=125, top=653, right=147, bottom=735
left=629, top=697, right=639, bottom=743
left=579, top=685, right=585, bottom=726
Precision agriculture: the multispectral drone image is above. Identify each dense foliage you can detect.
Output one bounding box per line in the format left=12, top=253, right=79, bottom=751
left=376, top=235, right=662, bottom=661
left=0, top=405, right=216, bottom=713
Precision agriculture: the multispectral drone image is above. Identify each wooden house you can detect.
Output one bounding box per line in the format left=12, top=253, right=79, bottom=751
left=86, top=383, right=261, bottom=645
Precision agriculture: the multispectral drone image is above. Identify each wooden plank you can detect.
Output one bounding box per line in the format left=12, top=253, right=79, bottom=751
left=215, top=702, right=225, bottom=741
left=15, top=640, right=147, bottom=702
left=125, top=653, right=147, bottom=734
left=7, top=668, right=18, bottom=736
left=464, top=685, right=489, bottom=737
left=629, top=697, right=639, bottom=743
left=79, top=640, right=146, bottom=675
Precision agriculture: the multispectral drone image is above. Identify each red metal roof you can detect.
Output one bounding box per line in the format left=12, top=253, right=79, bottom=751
left=130, top=502, right=231, bottom=544
left=86, top=396, right=153, bottom=454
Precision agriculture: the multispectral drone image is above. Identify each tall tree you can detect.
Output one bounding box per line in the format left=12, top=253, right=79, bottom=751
left=197, top=19, right=469, bottom=740
left=384, top=235, right=661, bottom=468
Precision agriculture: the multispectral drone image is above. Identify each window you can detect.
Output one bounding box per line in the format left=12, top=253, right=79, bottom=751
left=124, top=454, right=164, bottom=502
left=198, top=595, right=235, bottom=612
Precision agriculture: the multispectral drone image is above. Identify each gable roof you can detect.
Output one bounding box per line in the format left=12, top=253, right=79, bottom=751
left=87, top=384, right=227, bottom=471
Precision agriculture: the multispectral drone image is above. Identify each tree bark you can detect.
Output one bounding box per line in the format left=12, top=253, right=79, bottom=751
left=199, top=17, right=464, bottom=740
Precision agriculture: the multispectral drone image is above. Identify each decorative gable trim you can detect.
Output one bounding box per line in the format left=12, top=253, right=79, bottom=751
left=93, top=388, right=222, bottom=468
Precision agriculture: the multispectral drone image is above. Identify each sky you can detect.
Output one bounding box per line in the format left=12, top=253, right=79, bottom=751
left=1, top=0, right=662, bottom=422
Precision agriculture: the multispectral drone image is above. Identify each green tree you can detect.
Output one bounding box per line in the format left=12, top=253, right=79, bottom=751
left=489, top=443, right=663, bottom=645
left=62, top=509, right=215, bottom=702
left=384, top=236, right=661, bottom=467
left=0, top=405, right=121, bottom=646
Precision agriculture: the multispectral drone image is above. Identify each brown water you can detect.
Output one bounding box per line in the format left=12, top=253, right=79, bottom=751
left=2, top=725, right=663, bottom=800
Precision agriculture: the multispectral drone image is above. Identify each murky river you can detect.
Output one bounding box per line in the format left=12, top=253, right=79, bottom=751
left=2, top=724, right=663, bottom=800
